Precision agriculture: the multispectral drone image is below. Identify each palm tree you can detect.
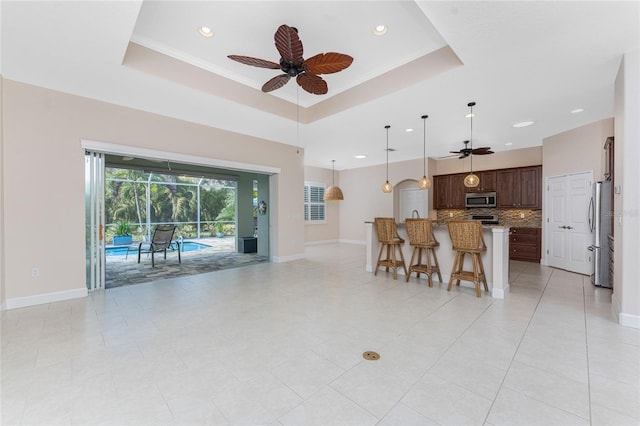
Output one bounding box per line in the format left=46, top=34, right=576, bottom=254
left=105, top=168, right=146, bottom=227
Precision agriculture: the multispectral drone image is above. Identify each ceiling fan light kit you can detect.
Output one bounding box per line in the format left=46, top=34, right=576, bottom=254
left=324, top=160, right=344, bottom=201
left=464, top=101, right=481, bottom=188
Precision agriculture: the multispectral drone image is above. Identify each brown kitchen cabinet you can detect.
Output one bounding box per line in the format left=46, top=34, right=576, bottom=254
left=496, top=165, right=541, bottom=209
left=466, top=170, right=497, bottom=193
left=604, top=137, right=614, bottom=180
left=433, top=173, right=466, bottom=209
left=509, top=227, right=541, bottom=262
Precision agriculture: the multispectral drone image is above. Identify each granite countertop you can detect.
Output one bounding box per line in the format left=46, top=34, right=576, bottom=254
left=433, top=223, right=509, bottom=230
left=436, top=221, right=541, bottom=229
left=365, top=220, right=526, bottom=230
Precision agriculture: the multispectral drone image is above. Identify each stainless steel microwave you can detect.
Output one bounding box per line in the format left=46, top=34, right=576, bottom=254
left=465, top=192, right=497, bottom=208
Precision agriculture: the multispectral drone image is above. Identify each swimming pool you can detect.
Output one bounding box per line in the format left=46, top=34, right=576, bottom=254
left=106, top=241, right=211, bottom=256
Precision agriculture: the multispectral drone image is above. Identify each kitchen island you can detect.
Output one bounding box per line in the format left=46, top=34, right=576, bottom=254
left=365, top=222, right=510, bottom=298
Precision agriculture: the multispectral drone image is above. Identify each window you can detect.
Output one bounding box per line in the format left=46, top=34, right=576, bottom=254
left=304, top=182, right=326, bottom=223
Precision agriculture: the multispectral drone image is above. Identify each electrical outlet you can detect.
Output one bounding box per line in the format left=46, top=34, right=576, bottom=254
left=31, top=268, right=40, bottom=277
left=520, top=212, right=525, bottom=219
left=449, top=212, right=453, bottom=217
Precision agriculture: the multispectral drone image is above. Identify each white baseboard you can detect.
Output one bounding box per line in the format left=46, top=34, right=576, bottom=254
left=272, top=253, right=305, bottom=263
left=492, top=285, right=510, bottom=299
left=304, top=239, right=365, bottom=246
left=619, top=313, right=640, bottom=329
left=611, top=292, right=639, bottom=329
left=339, top=239, right=366, bottom=246
left=5, top=287, right=88, bottom=310
left=304, top=239, right=339, bottom=246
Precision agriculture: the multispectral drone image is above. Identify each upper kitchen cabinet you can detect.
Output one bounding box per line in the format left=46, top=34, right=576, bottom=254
left=604, top=137, right=614, bottom=180
left=496, top=165, right=542, bottom=209
left=434, top=173, right=467, bottom=209
left=466, top=170, right=497, bottom=193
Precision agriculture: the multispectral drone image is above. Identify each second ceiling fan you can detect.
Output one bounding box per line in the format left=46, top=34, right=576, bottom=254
left=228, top=24, right=354, bottom=95
left=445, top=140, right=495, bottom=159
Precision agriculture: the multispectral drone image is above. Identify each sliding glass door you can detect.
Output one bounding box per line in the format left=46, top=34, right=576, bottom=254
left=85, top=151, right=106, bottom=291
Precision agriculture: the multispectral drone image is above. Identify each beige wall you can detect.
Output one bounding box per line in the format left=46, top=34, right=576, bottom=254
left=0, top=76, right=5, bottom=307
left=543, top=119, right=613, bottom=180
left=304, top=166, right=339, bottom=243
left=2, top=79, right=304, bottom=305
left=338, top=158, right=425, bottom=243
left=614, top=49, right=640, bottom=326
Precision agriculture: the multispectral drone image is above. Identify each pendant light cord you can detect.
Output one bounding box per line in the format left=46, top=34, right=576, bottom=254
left=422, top=115, right=427, bottom=176
left=332, top=160, right=336, bottom=185
left=469, top=103, right=474, bottom=173
left=385, top=125, right=390, bottom=182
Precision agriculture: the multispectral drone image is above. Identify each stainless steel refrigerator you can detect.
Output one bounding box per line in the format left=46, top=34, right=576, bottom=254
left=588, top=180, right=612, bottom=288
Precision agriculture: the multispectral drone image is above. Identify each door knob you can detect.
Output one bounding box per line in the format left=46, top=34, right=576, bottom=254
left=566, top=226, right=573, bottom=230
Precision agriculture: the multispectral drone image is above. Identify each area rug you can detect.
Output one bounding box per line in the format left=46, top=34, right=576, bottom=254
left=105, top=250, right=268, bottom=289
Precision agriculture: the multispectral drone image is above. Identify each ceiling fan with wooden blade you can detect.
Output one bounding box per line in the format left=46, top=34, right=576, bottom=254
left=440, top=140, right=495, bottom=159
left=228, top=24, right=353, bottom=95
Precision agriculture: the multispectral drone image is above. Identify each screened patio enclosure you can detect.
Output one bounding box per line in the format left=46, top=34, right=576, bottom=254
left=102, top=155, right=269, bottom=245
left=85, top=152, right=271, bottom=290
left=104, top=167, right=238, bottom=243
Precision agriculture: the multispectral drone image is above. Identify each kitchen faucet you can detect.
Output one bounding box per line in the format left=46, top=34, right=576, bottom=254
left=412, top=210, right=420, bottom=218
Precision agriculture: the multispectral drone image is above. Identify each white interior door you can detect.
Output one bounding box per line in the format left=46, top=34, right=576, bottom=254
left=546, top=171, right=593, bottom=274
left=85, top=151, right=106, bottom=291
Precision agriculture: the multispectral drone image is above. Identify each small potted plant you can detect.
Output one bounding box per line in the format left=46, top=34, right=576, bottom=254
left=113, top=220, right=133, bottom=245
left=215, top=222, right=225, bottom=238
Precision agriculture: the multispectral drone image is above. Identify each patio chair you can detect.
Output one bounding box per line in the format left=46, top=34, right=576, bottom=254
left=137, top=225, right=181, bottom=267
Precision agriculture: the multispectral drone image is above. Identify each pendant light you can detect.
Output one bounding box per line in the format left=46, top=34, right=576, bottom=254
left=418, top=114, right=432, bottom=190
left=382, top=125, right=393, bottom=193
left=323, top=160, right=344, bottom=201
left=463, top=101, right=480, bottom=188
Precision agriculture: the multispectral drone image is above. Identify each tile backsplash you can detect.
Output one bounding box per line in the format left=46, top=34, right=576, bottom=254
left=436, top=208, right=542, bottom=228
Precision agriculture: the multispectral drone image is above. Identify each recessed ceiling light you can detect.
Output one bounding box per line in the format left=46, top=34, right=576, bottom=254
left=405, top=128, right=414, bottom=133
left=373, top=25, right=387, bottom=36
left=198, top=26, right=214, bottom=37
left=505, top=142, right=513, bottom=146
left=354, top=155, right=367, bottom=159
left=570, top=108, right=584, bottom=114
left=513, top=121, right=535, bottom=128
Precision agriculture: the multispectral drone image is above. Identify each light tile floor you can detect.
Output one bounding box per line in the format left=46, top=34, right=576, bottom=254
left=1, top=243, right=639, bottom=425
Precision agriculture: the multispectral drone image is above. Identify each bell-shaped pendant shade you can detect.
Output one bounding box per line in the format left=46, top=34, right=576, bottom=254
left=324, top=185, right=344, bottom=201
left=323, top=160, right=344, bottom=201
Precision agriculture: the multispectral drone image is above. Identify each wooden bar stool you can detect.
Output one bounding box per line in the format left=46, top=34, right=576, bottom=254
left=447, top=220, right=489, bottom=297
left=404, top=218, right=442, bottom=286
left=374, top=217, right=407, bottom=280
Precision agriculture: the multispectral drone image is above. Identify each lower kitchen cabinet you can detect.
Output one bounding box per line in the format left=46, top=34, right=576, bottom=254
left=509, top=227, right=541, bottom=262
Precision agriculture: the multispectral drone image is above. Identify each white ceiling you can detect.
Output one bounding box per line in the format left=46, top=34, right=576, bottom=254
left=2, top=1, right=638, bottom=170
